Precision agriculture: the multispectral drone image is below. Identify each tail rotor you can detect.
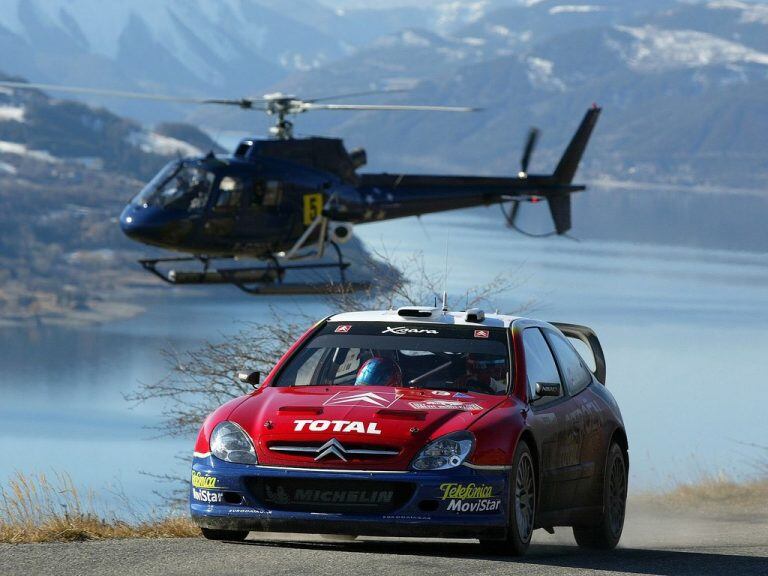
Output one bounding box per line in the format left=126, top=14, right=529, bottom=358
left=518, top=127, right=540, bottom=179
left=504, top=126, right=541, bottom=231
left=505, top=106, right=601, bottom=236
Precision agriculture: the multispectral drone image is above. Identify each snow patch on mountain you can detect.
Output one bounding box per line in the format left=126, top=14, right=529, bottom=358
left=434, top=1, right=489, bottom=33
left=549, top=5, right=605, bottom=15
left=488, top=24, right=512, bottom=36
left=401, top=30, right=433, bottom=47
left=526, top=56, right=567, bottom=91
left=279, top=52, right=325, bottom=72
left=462, top=36, right=486, bottom=46
left=127, top=132, right=202, bottom=157
left=375, top=29, right=437, bottom=48
left=485, top=22, right=532, bottom=44
left=707, top=1, right=768, bottom=25
left=0, top=140, right=59, bottom=163
left=437, top=47, right=473, bottom=62
left=0, top=105, right=25, bottom=122
left=613, top=25, right=768, bottom=71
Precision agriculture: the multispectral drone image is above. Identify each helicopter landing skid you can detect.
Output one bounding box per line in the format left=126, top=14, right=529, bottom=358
left=138, top=249, right=368, bottom=295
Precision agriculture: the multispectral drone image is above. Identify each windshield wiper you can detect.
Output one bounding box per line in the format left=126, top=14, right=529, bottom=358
left=408, top=361, right=453, bottom=385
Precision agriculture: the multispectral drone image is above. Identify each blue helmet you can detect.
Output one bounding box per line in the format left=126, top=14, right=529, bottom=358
left=355, top=357, right=403, bottom=387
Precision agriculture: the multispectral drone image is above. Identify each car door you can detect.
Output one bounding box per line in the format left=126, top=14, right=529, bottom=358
left=544, top=329, right=605, bottom=504
left=522, top=327, right=585, bottom=512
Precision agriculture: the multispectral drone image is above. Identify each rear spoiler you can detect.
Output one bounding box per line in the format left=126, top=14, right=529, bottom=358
left=551, top=322, right=606, bottom=385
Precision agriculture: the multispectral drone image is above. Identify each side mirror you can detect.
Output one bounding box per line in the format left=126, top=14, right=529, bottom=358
left=237, top=370, right=261, bottom=389
left=535, top=381, right=561, bottom=398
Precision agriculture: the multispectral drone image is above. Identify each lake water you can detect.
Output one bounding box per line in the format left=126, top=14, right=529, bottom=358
left=2, top=207, right=767, bottom=507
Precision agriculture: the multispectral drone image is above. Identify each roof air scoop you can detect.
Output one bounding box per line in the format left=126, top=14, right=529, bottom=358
left=465, top=308, right=485, bottom=323
left=397, top=306, right=437, bottom=318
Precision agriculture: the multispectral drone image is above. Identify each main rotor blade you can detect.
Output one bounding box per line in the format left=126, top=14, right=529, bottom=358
left=302, top=103, right=480, bottom=112
left=0, top=80, right=226, bottom=104
left=0, top=80, right=478, bottom=115
left=521, top=128, right=540, bottom=174
left=305, top=88, right=410, bottom=103
left=200, top=98, right=269, bottom=109
left=0, top=80, right=277, bottom=109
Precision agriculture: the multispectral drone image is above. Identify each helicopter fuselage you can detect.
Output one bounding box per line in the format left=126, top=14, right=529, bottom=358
left=120, top=106, right=600, bottom=261
left=0, top=76, right=601, bottom=293
left=119, top=143, right=579, bottom=258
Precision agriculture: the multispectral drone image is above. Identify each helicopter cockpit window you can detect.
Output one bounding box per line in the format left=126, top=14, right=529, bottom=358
left=134, top=161, right=214, bottom=211
left=214, top=177, right=244, bottom=212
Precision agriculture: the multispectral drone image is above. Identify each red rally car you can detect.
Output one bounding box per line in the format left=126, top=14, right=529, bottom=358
left=190, top=307, right=628, bottom=555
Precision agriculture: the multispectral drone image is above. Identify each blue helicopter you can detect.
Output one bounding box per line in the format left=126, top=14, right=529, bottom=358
left=0, top=82, right=600, bottom=294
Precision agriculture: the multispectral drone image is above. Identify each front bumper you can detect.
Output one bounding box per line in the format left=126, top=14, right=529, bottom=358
left=190, top=455, right=509, bottom=540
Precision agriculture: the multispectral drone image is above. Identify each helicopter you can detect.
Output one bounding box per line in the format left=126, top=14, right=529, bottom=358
left=0, top=81, right=601, bottom=294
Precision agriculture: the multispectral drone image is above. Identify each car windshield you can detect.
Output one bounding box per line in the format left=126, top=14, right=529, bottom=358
left=134, top=161, right=214, bottom=211
left=274, top=322, right=511, bottom=395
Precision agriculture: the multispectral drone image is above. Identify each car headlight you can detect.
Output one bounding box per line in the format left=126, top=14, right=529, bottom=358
left=210, top=421, right=257, bottom=464
left=411, top=431, right=475, bottom=471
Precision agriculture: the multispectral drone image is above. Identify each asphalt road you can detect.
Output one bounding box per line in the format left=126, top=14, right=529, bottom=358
left=2, top=506, right=767, bottom=576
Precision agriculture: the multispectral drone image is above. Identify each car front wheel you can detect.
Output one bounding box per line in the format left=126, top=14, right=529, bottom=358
left=573, top=442, right=627, bottom=549
left=480, top=440, right=535, bottom=556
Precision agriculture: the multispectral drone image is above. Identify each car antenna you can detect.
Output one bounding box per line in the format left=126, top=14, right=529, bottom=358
left=442, top=238, right=449, bottom=314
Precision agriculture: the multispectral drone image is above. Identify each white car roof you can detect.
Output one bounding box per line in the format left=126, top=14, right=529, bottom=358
left=327, top=308, right=523, bottom=328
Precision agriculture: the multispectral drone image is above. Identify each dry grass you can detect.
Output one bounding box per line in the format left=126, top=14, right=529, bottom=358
left=634, top=473, right=768, bottom=518
left=0, top=472, right=199, bottom=544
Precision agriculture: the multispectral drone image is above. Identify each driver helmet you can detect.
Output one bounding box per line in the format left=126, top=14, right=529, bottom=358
left=466, top=354, right=506, bottom=382
left=355, top=357, right=403, bottom=387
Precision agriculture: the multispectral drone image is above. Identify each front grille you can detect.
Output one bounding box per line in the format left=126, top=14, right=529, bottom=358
left=247, top=477, right=415, bottom=514
left=266, top=439, right=400, bottom=462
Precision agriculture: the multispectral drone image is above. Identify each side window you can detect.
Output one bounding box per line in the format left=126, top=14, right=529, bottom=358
left=263, top=181, right=283, bottom=209
left=248, top=180, right=266, bottom=212
left=279, top=347, right=325, bottom=387
left=214, top=176, right=243, bottom=212
left=546, top=331, right=593, bottom=396
left=331, top=348, right=363, bottom=384
left=300, top=348, right=367, bottom=386
left=522, top=328, right=562, bottom=404
left=293, top=348, right=325, bottom=386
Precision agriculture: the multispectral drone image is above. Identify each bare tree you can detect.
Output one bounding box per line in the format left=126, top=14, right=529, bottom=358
left=127, top=250, right=529, bottom=441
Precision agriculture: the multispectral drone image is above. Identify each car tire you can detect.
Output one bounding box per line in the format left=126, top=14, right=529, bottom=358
left=200, top=527, right=250, bottom=541
left=573, top=442, right=627, bottom=550
left=480, top=440, right=536, bottom=556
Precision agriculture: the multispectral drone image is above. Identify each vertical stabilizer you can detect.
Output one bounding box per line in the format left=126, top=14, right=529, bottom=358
left=547, top=195, right=572, bottom=235
left=546, top=105, right=601, bottom=234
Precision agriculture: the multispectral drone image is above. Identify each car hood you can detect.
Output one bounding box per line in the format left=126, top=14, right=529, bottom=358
left=228, top=386, right=505, bottom=470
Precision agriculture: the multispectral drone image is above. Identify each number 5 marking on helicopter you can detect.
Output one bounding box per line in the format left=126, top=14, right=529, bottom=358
left=303, top=193, right=324, bottom=226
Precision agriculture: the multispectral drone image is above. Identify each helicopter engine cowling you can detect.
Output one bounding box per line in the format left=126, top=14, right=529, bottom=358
left=349, top=148, right=367, bottom=170
left=329, top=221, right=354, bottom=244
